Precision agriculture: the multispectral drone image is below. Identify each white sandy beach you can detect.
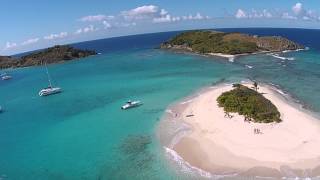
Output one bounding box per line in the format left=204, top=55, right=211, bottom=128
left=171, top=83, right=320, bottom=176
left=206, top=52, right=266, bottom=62
left=207, top=53, right=236, bottom=62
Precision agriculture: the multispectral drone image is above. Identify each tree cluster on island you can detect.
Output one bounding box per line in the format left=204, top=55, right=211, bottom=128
left=161, top=30, right=304, bottom=55
left=217, top=83, right=281, bottom=123
left=0, top=45, right=97, bottom=69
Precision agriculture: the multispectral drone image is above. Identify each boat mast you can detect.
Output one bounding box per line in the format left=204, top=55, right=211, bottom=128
left=44, top=61, right=53, bottom=87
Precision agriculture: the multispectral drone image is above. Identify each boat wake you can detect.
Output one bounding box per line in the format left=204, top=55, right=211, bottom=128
left=268, top=53, right=295, bottom=61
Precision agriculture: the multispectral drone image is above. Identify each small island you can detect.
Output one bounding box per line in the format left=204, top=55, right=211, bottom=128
left=163, top=82, right=320, bottom=177
left=217, top=84, right=281, bottom=123
left=0, top=45, right=97, bottom=69
left=160, top=30, right=304, bottom=60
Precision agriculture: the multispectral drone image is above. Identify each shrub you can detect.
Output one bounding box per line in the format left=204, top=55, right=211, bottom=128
left=217, top=84, right=281, bottom=123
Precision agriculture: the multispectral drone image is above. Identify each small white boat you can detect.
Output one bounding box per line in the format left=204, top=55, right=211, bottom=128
left=1, top=75, right=12, bottom=80
left=0, top=106, right=3, bottom=113
left=39, top=87, right=62, bottom=96
left=121, top=100, right=143, bottom=110
left=39, top=62, right=62, bottom=97
left=1, top=73, right=12, bottom=80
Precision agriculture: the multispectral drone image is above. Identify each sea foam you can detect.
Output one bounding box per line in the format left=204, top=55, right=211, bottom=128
left=268, top=53, right=294, bottom=61
left=164, top=147, right=239, bottom=179
left=164, top=146, right=213, bottom=178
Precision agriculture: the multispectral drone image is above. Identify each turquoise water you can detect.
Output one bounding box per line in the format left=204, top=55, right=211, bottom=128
left=0, top=49, right=244, bottom=179
left=2, top=29, right=320, bottom=179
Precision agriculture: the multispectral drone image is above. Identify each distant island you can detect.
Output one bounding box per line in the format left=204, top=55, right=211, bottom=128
left=0, top=45, right=97, bottom=69
left=160, top=30, right=304, bottom=59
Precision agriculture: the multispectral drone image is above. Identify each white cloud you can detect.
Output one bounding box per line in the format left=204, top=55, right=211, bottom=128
left=76, top=5, right=210, bottom=25
left=114, top=22, right=137, bottom=27
left=236, top=9, right=273, bottom=19
left=234, top=3, right=320, bottom=21
left=102, top=21, right=112, bottom=29
left=153, top=12, right=208, bottom=23
left=75, top=28, right=83, bottom=34
left=193, top=13, right=204, bottom=20
left=44, top=32, right=68, bottom=40
left=153, top=14, right=171, bottom=23
left=84, top=25, right=98, bottom=33
left=122, top=5, right=159, bottom=20
left=80, top=15, right=114, bottom=22
left=160, top=9, right=168, bottom=16
left=282, top=12, right=297, bottom=20
left=172, top=16, right=181, bottom=22
left=4, top=42, right=17, bottom=50
left=263, top=9, right=273, bottom=18
left=187, top=13, right=208, bottom=20
left=292, top=3, right=304, bottom=15
left=235, top=9, right=247, bottom=18
left=306, top=10, right=318, bottom=19
left=75, top=25, right=99, bottom=35
left=302, top=16, right=310, bottom=20
left=289, top=3, right=319, bottom=20
left=21, top=38, right=39, bottom=45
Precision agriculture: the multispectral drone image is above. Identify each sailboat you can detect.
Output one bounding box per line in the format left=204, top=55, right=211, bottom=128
left=38, top=62, right=62, bottom=97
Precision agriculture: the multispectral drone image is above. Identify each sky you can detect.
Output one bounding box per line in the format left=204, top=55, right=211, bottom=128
left=1, top=0, right=320, bottom=55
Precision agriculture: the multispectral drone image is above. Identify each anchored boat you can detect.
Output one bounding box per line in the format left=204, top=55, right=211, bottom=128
left=121, top=100, right=143, bottom=110
left=39, top=62, right=62, bottom=97
left=1, top=73, right=12, bottom=80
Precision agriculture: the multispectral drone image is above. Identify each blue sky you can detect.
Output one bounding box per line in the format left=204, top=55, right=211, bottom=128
left=1, top=0, right=320, bottom=55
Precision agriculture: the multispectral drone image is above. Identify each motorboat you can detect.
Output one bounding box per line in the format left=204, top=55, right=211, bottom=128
left=1, top=73, right=12, bottom=80
left=1, top=75, right=11, bottom=80
left=39, top=86, right=62, bottom=96
left=121, top=100, right=142, bottom=110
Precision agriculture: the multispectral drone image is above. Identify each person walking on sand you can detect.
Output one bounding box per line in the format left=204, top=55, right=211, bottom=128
left=258, top=129, right=262, bottom=134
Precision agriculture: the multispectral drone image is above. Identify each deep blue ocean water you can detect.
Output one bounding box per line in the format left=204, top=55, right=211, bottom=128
left=1, top=28, right=320, bottom=179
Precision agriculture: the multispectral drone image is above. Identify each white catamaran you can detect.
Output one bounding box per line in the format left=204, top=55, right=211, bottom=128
left=39, top=62, right=62, bottom=97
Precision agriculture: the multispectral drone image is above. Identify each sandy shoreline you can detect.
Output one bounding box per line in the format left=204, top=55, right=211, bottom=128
left=162, top=83, right=320, bottom=178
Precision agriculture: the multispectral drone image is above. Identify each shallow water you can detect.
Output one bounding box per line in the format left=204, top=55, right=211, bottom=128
left=1, top=28, right=320, bottom=179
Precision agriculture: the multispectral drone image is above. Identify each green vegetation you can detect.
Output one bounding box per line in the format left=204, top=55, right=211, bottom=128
left=0, top=45, right=96, bottom=69
left=163, top=31, right=258, bottom=55
left=217, top=84, right=281, bottom=123
left=161, top=30, right=304, bottom=55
